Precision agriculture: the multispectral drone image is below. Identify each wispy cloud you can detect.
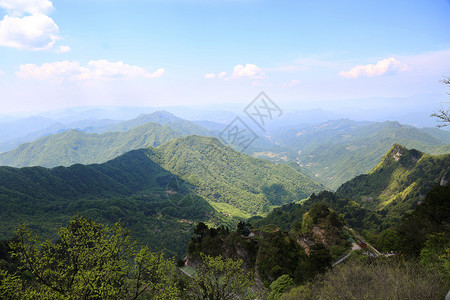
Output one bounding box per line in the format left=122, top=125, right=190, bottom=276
left=17, top=60, right=165, bottom=81
left=0, top=0, right=69, bottom=51
left=339, top=57, right=408, bottom=78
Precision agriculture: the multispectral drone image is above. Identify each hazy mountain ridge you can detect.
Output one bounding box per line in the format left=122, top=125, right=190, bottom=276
left=264, top=119, right=450, bottom=190
left=0, top=118, right=211, bottom=168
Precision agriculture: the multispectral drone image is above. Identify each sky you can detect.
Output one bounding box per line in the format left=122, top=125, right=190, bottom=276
left=0, top=0, right=450, bottom=115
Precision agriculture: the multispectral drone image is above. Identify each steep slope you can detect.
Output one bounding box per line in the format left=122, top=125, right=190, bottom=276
left=187, top=203, right=349, bottom=288
left=147, top=135, right=324, bottom=216
left=266, top=120, right=450, bottom=189
left=254, top=144, right=449, bottom=235
left=336, top=144, right=450, bottom=225
left=0, top=120, right=210, bottom=168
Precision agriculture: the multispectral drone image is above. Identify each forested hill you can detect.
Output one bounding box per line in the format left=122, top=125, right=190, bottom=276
left=336, top=144, right=450, bottom=226
left=145, top=135, right=324, bottom=215
left=0, top=135, right=323, bottom=254
left=253, top=144, right=449, bottom=236
left=0, top=147, right=220, bottom=256
left=0, top=119, right=211, bottom=168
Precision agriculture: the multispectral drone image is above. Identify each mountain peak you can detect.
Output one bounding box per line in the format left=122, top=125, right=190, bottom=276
left=370, top=144, right=424, bottom=174
left=136, top=111, right=180, bottom=124
left=387, top=143, right=409, bottom=161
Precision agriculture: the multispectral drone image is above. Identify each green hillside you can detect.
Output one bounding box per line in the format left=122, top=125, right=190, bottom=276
left=265, top=120, right=450, bottom=189
left=0, top=120, right=210, bottom=168
left=255, top=144, right=449, bottom=234
left=146, top=135, right=324, bottom=216
left=0, top=149, right=221, bottom=256
left=336, top=144, right=450, bottom=226
left=0, top=135, right=323, bottom=256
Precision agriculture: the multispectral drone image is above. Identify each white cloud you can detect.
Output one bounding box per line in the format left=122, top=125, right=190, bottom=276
left=0, top=0, right=67, bottom=51
left=0, top=14, right=59, bottom=50
left=206, top=64, right=264, bottom=81
left=17, top=61, right=89, bottom=80
left=339, top=57, right=408, bottom=78
left=87, top=60, right=165, bottom=79
left=230, top=64, right=264, bottom=79
left=17, top=60, right=165, bottom=81
left=0, top=0, right=53, bottom=16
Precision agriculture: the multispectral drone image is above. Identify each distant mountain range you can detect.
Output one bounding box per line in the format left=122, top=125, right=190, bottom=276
left=0, top=110, right=222, bottom=152
left=260, top=119, right=450, bottom=189
left=0, top=113, right=211, bottom=168
left=1, top=111, right=449, bottom=193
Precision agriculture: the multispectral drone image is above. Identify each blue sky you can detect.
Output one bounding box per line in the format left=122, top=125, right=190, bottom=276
left=0, top=0, right=449, bottom=114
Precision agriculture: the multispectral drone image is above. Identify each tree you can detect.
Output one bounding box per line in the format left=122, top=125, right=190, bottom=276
left=3, top=216, right=179, bottom=299
left=431, top=77, right=450, bottom=127
left=268, top=274, right=294, bottom=299
left=419, top=232, right=450, bottom=282
left=190, top=253, right=254, bottom=299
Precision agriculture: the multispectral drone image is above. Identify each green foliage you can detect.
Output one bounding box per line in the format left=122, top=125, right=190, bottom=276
left=419, top=233, right=450, bottom=281
left=187, top=223, right=257, bottom=265
left=189, top=253, right=254, bottom=300
left=2, top=217, right=179, bottom=299
left=256, top=231, right=308, bottom=286
left=304, top=243, right=332, bottom=278
left=398, top=183, right=450, bottom=257
left=268, top=274, right=294, bottom=300
left=251, top=202, right=309, bottom=232
left=375, top=228, right=400, bottom=252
